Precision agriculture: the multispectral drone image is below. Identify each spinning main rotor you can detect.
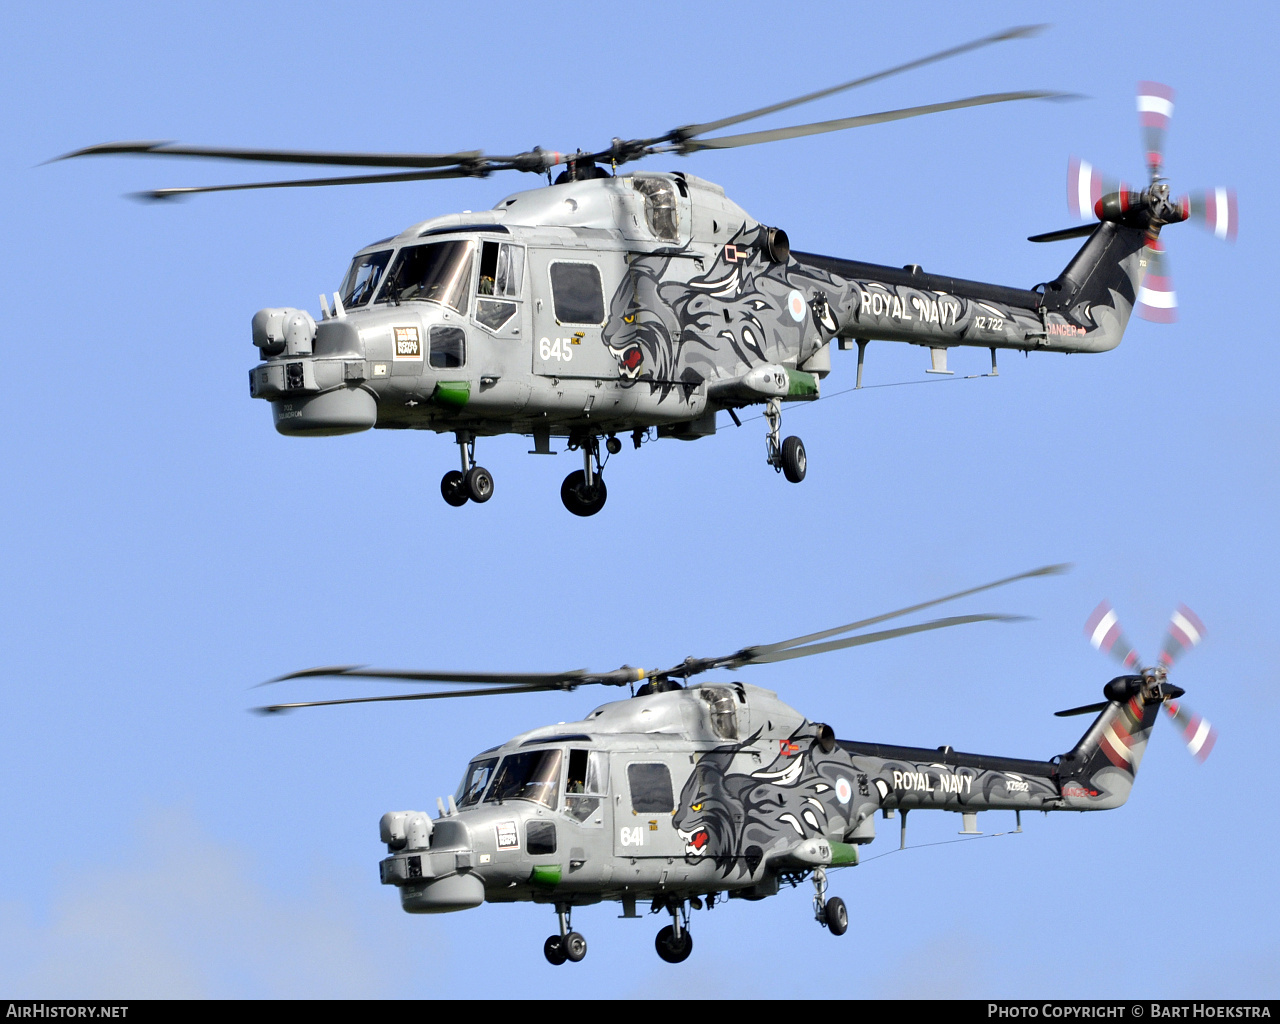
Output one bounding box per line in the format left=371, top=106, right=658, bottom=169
left=256, top=564, right=1066, bottom=712
left=57, top=26, right=1068, bottom=199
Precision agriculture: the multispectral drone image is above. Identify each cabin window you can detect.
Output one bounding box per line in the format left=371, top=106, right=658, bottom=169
left=454, top=756, right=499, bottom=808
left=549, top=262, right=605, bottom=325
left=475, top=242, right=524, bottom=332
left=565, top=749, right=609, bottom=822
left=631, top=177, right=679, bottom=241
left=627, top=762, right=674, bottom=813
left=526, top=820, right=557, bottom=855
left=430, top=326, right=466, bottom=368
left=485, top=749, right=563, bottom=810
left=339, top=249, right=392, bottom=307
left=375, top=240, right=474, bottom=313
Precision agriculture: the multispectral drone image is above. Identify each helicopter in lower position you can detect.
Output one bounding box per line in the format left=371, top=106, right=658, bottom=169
left=259, top=566, right=1215, bottom=964
left=58, top=29, right=1235, bottom=516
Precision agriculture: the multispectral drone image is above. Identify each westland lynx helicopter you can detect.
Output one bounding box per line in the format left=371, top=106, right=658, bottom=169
left=59, top=28, right=1235, bottom=516
left=258, top=566, right=1216, bottom=964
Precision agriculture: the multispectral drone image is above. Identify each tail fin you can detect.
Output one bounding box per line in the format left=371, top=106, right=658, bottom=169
left=1039, top=222, right=1152, bottom=353
left=1056, top=684, right=1163, bottom=809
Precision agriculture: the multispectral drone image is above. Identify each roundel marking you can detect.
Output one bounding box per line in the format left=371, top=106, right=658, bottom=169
left=787, top=290, right=806, bottom=322
left=835, top=777, right=852, bottom=804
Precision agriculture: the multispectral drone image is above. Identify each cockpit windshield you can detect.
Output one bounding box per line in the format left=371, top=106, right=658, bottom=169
left=455, top=756, right=499, bottom=809
left=339, top=250, right=392, bottom=308
left=484, top=749, right=563, bottom=810
left=375, top=240, right=474, bottom=313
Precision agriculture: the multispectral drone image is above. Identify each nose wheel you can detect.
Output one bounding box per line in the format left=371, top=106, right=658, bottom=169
left=440, top=432, right=494, bottom=507
left=654, top=900, right=694, bottom=963
left=561, top=435, right=608, bottom=516
left=764, top=399, right=806, bottom=483
left=544, top=904, right=587, bottom=965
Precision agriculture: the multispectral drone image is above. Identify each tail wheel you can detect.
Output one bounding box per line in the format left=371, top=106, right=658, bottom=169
left=781, top=436, right=807, bottom=483
left=655, top=924, right=693, bottom=963
left=440, top=470, right=469, bottom=507
left=465, top=466, right=494, bottom=503
left=543, top=935, right=567, bottom=965
left=560, top=470, right=608, bottom=517
left=825, top=896, right=848, bottom=936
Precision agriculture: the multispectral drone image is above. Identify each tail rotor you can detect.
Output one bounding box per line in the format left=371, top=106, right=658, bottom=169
left=1045, top=82, right=1237, bottom=323
left=1074, top=600, right=1216, bottom=763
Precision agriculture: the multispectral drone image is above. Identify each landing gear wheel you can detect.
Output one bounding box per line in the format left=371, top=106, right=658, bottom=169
left=465, top=466, right=494, bottom=503
left=655, top=924, right=693, bottom=963
left=543, top=935, right=567, bottom=965
left=563, top=931, right=587, bottom=962
left=781, top=435, right=807, bottom=483
left=825, top=896, right=848, bottom=936
left=560, top=470, right=608, bottom=517
left=440, top=470, right=469, bottom=507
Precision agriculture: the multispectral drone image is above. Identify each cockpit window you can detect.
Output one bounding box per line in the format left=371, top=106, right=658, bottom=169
left=631, top=177, right=679, bottom=241
left=339, top=250, right=392, bottom=308
left=455, top=756, right=499, bottom=808
left=375, top=240, right=474, bottom=313
left=484, top=749, right=563, bottom=810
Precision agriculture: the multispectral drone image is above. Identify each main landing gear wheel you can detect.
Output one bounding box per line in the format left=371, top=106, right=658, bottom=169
left=440, top=470, right=468, bottom=507
left=825, top=896, right=848, bottom=936
left=561, top=470, right=607, bottom=517
left=764, top=398, right=807, bottom=484
left=655, top=924, right=693, bottom=963
left=465, top=466, right=494, bottom=503
left=781, top=435, right=807, bottom=483
left=543, top=935, right=567, bottom=965
left=563, top=931, right=587, bottom=962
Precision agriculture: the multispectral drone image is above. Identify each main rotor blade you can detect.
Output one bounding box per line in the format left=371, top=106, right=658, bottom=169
left=678, top=91, right=1072, bottom=154
left=673, top=24, right=1047, bottom=140
left=738, top=613, right=1026, bottom=666
left=264, top=666, right=591, bottom=687
left=256, top=683, right=560, bottom=714
left=55, top=140, right=485, bottom=170
left=132, top=165, right=486, bottom=200
left=744, top=563, right=1067, bottom=659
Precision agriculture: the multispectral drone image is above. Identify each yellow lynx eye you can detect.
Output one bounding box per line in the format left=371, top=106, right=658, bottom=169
left=624, top=313, right=636, bottom=323
left=691, top=803, right=703, bottom=812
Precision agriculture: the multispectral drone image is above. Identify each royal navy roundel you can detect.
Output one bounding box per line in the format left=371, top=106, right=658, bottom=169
left=787, top=290, right=806, bottom=322
left=835, top=777, right=852, bottom=804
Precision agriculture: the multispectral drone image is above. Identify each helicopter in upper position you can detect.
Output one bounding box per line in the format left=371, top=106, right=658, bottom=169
left=257, top=565, right=1216, bottom=964
left=58, top=28, right=1235, bottom=516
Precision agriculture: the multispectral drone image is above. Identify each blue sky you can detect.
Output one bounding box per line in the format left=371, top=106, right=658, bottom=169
left=1, top=0, right=1275, bottom=999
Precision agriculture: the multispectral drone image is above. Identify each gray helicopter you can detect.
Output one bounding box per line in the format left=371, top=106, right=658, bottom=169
left=258, top=566, right=1215, bottom=964
left=58, top=29, right=1234, bottom=516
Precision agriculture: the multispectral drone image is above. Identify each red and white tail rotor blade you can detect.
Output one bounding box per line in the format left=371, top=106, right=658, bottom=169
left=1136, top=238, right=1177, bottom=323
left=1084, top=600, right=1143, bottom=669
left=1158, top=604, right=1206, bottom=668
left=1137, top=81, right=1174, bottom=183
left=1181, top=188, right=1239, bottom=242
left=1068, top=157, right=1124, bottom=220
left=1163, top=700, right=1217, bottom=762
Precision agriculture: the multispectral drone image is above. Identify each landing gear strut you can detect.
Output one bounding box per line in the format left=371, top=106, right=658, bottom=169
left=440, top=432, right=494, bottom=507
left=561, top=435, right=608, bottom=516
left=654, top=899, right=694, bottom=963
left=812, top=867, right=848, bottom=936
left=543, top=903, right=587, bottom=965
left=764, top=398, right=806, bottom=483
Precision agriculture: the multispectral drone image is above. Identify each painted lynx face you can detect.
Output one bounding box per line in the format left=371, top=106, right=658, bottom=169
left=671, top=755, right=738, bottom=867
left=602, top=263, right=679, bottom=382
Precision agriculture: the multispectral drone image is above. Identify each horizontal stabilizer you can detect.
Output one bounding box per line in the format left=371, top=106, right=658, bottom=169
left=1028, top=224, right=1096, bottom=243
left=1054, top=701, right=1110, bottom=718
